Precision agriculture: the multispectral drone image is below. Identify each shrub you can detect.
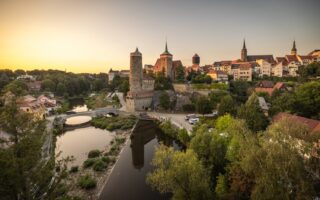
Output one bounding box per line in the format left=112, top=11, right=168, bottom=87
left=88, top=150, right=101, bottom=158
left=115, top=137, right=126, bottom=145
left=69, top=166, right=79, bottom=173
left=83, top=158, right=96, bottom=168
left=78, top=175, right=97, bottom=190
left=93, top=160, right=107, bottom=171
left=101, top=156, right=110, bottom=164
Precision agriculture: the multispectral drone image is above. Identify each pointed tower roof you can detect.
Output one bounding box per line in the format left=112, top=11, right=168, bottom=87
left=242, top=39, right=247, bottom=50
left=292, top=40, right=297, bottom=51
left=161, top=40, right=172, bottom=56
left=131, top=47, right=142, bottom=56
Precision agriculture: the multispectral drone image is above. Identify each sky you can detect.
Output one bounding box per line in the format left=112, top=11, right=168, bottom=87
left=0, top=0, right=319, bottom=73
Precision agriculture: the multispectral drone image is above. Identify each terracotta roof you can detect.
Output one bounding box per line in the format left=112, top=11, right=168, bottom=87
left=247, top=55, right=274, bottom=63
left=285, top=55, right=299, bottom=62
left=298, top=55, right=313, bottom=60
left=273, top=112, right=320, bottom=134
left=208, top=70, right=227, bottom=75
left=308, top=49, right=320, bottom=56
left=256, top=81, right=274, bottom=88
left=276, top=57, right=288, bottom=65
left=213, top=61, right=232, bottom=67
left=274, top=82, right=285, bottom=90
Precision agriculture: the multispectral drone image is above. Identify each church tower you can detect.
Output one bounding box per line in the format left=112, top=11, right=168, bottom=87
left=129, top=48, right=143, bottom=93
left=160, top=41, right=173, bottom=79
left=291, top=40, right=297, bottom=56
left=241, top=39, right=248, bottom=62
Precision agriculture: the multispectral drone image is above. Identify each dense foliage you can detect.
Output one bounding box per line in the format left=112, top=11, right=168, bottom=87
left=91, top=115, right=137, bottom=131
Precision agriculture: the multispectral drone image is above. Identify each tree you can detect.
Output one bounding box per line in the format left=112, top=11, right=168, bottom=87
left=175, top=65, right=185, bottom=83
left=237, top=93, right=269, bottom=132
left=56, top=82, right=67, bottom=96
left=119, top=78, right=129, bottom=96
left=147, top=145, right=212, bottom=200
left=294, top=81, right=320, bottom=119
left=229, top=80, right=250, bottom=103
left=0, top=102, right=70, bottom=199
left=42, top=79, right=56, bottom=92
left=177, top=128, right=190, bottom=145
left=238, top=119, right=316, bottom=199
left=195, top=96, right=212, bottom=114
left=208, top=90, right=229, bottom=110
left=159, top=91, right=170, bottom=110
left=3, top=80, right=28, bottom=96
left=14, top=69, right=26, bottom=76
left=217, top=95, right=236, bottom=116
left=154, top=73, right=173, bottom=90
left=269, top=92, right=295, bottom=116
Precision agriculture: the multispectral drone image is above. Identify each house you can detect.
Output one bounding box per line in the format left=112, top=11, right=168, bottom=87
left=255, top=81, right=286, bottom=96
left=233, top=63, right=253, bottom=81
left=108, top=68, right=130, bottom=83
left=285, top=55, right=300, bottom=77
left=207, top=70, right=228, bottom=82
left=37, top=95, right=57, bottom=107
left=273, top=112, right=320, bottom=134
left=213, top=61, right=233, bottom=75
left=17, top=95, right=46, bottom=119
left=271, top=62, right=284, bottom=77
left=256, top=59, right=272, bottom=77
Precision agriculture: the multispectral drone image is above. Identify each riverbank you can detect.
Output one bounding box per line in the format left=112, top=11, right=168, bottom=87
left=63, top=130, right=130, bottom=200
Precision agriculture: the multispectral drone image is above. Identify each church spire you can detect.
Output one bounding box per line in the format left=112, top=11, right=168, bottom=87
left=241, top=39, right=247, bottom=62
left=242, top=39, right=247, bottom=50
left=291, top=40, right=297, bottom=55
left=162, top=39, right=172, bottom=55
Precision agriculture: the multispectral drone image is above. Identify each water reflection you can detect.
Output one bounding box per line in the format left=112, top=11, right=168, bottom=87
left=99, top=120, right=180, bottom=200
left=68, top=98, right=89, bottom=112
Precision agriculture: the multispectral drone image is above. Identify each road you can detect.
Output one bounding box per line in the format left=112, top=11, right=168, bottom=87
left=147, top=112, right=193, bottom=133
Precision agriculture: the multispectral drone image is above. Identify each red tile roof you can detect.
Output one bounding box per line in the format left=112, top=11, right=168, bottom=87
left=247, top=55, right=274, bottom=63
left=256, top=81, right=274, bottom=88
left=273, top=112, right=320, bottom=134
left=285, top=55, right=299, bottom=62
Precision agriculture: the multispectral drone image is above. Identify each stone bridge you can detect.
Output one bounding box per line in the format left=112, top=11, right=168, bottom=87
left=61, top=108, right=119, bottom=120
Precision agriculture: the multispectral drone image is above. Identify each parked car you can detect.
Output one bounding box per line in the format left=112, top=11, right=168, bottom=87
left=188, top=118, right=199, bottom=125
left=185, top=114, right=196, bottom=121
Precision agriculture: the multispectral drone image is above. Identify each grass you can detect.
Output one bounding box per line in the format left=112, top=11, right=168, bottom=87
left=78, top=175, right=97, bottom=190
left=191, top=83, right=228, bottom=90
left=91, top=115, right=136, bottom=131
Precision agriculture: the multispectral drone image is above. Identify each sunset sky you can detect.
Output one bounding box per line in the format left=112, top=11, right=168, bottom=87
left=0, top=0, right=320, bottom=73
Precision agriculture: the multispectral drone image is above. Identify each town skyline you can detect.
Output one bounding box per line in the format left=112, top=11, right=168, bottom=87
left=1, top=39, right=318, bottom=74
left=1, top=0, right=320, bottom=73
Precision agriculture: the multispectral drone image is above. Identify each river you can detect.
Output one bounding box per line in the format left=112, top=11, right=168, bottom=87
left=99, top=120, right=180, bottom=200
left=56, top=116, right=178, bottom=200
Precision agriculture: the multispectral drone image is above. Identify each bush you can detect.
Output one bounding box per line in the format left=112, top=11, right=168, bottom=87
left=69, top=166, right=79, bottom=173
left=88, top=150, right=101, bottom=158
left=93, top=159, right=107, bottom=171
left=83, top=158, right=96, bottom=168
left=101, top=156, right=111, bottom=164
left=182, top=104, right=195, bottom=112
left=115, top=137, right=126, bottom=145
left=78, top=175, right=97, bottom=190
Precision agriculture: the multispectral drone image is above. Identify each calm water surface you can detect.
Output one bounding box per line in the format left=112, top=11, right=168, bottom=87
left=55, top=126, right=115, bottom=167
left=65, top=116, right=92, bottom=125
left=99, top=120, right=180, bottom=200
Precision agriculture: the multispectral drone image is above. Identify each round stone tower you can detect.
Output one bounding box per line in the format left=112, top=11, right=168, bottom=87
left=129, top=48, right=142, bottom=93
left=160, top=42, right=173, bottom=79
left=192, top=53, right=200, bottom=65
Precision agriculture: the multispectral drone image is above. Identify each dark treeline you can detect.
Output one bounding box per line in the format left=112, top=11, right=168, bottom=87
left=0, top=69, right=129, bottom=97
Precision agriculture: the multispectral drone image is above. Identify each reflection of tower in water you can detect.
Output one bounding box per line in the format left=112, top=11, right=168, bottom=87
left=130, top=120, right=157, bottom=169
